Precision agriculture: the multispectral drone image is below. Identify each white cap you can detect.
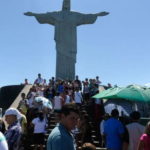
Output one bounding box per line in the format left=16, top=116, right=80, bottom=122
left=5, top=108, right=21, bottom=120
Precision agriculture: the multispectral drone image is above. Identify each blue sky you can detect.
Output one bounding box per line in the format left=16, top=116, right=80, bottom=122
left=0, top=0, right=150, bottom=87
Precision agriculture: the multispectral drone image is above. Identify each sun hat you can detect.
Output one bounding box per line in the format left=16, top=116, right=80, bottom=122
left=5, top=108, right=21, bottom=120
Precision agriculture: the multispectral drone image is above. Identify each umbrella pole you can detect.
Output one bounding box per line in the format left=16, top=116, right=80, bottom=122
left=134, top=102, right=138, bottom=111
left=115, top=99, right=117, bottom=109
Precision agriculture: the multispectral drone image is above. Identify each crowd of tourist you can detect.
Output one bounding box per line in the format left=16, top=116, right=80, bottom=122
left=0, top=73, right=149, bottom=150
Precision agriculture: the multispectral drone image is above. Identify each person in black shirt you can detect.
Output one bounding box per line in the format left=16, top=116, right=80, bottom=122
left=74, top=75, right=82, bottom=91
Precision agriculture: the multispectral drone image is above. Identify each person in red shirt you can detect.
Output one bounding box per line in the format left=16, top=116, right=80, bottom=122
left=25, top=79, right=29, bottom=84
left=21, top=79, right=29, bottom=85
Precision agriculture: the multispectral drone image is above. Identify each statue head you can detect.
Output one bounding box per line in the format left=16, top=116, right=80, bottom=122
left=62, top=0, right=70, bottom=10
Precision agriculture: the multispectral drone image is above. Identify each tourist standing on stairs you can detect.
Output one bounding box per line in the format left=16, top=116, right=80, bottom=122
left=43, top=79, right=47, bottom=87
left=47, top=103, right=80, bottom=150
left=100, top=113, right=110, bottom=148
left=83, top=81, right=90, bottom=105
left=36, top=84, right=44, bottom=97
left=18, top=108, right=27, bottom=150
left=64, top=90, right=70, bottom=104
left=96, top=76, right=101, bottom=86
left=91, top=84, right=98, bottom=120
left=74, top=75, right=82, bottom=91
left=53, top=91, right=63, bottom=125
left=27, top=88, right=35, bottom=124
left=58, top=81, right=64, bottom=97
left=81, top=114, right=93, bottom=145
left=94, top=90, right=105, bottom=122
left=45, top=83, right=55, bottom=103
left=51, top=77, right=56, bottom=89
left=74, top=87, right=83, bottom=110
left=37, top=100, right=48, bottom=122
left=36, top=73, right=44, bottom=85
left=31, top=112, right=46, bottom=150
left=122, top=111, right=145, bottom=150
left=4, top=108, right=22, bottom=150
left=18, top=108, right=27, bottom=135
left=104, top=109, right=124, bottom=150
left=18, top=93, right=29, bottom=115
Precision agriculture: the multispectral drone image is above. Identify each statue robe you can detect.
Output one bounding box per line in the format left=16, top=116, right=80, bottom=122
left=34, top=11, right=97, bottom=80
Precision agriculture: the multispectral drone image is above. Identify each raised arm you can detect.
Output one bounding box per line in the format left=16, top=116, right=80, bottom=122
left=97, top=11, right=109, bottom=17
left=24, top=12, right=55, bottom=25
left=76, top=11, right=109, bottom=26
left=24, top=12, right=35, bottom=16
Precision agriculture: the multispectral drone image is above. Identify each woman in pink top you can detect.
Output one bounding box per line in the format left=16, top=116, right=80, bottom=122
left=137, top=121, right=150, bottom=150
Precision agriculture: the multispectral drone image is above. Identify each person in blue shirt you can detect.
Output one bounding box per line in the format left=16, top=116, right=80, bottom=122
left=104, top=109, right=124, bottom=150
left=46, top=83, right=55, bottom=103
left=58, top=82, right=64, bottom=96
left=47, top=103, right=80, bottom=150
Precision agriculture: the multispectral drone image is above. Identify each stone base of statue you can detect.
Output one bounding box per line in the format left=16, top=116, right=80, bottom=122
left=56, top=52, right=75, bottom=80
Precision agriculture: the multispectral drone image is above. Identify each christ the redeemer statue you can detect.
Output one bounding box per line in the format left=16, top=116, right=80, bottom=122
left=24, top=0, right=109, bottom=80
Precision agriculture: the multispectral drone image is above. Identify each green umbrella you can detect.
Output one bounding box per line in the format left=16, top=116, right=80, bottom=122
left=93, top=84, right=150, bottom=103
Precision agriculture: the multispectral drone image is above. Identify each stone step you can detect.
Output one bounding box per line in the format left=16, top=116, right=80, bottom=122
left=50, top=116, right=55, bottom=119
left=49, top=123, right=55, bottom=127
left=49, top=120, right=55, bottom=124
left=92, top=135, right=99, bottom=140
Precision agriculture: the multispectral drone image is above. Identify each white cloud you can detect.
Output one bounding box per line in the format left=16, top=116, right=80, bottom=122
left=145, top=83, right=150, bottom=87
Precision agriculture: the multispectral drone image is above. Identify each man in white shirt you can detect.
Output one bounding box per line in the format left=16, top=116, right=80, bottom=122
left=36, top=84, right=44, bottom=97
left=27, top=88, right=35, bottom=123
left=74, top=87, right=83, bottom=109
left=122, top=111, right=145, bottom=150
left=96, top=76, right=101, bottom=86
left=100, top=113, right=109, bottom=147
left=36, top=73, right=44, bottom=85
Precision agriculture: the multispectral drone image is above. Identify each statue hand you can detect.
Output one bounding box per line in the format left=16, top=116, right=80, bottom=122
left=98, top=11, right=109, bottom=16
left=24, top=12, right=35, bottom=16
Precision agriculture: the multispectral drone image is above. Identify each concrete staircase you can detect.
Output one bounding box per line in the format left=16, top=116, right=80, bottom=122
left=23, top=105, right=107, bottom=150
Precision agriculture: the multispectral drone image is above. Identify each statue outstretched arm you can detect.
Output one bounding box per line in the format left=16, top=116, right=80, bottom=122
left=76, top=11, right=109, bottom=26
left=24, top=12, right=35, bottom=16
left=24, top=12, right=55, bottom=25
left=97, top=11, right=109, bottom=17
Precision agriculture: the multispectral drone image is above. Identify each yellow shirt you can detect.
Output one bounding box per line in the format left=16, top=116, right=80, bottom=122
left=20, top=114, right=27, bottom=133
left=19, top=100, right=28, bottom=114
